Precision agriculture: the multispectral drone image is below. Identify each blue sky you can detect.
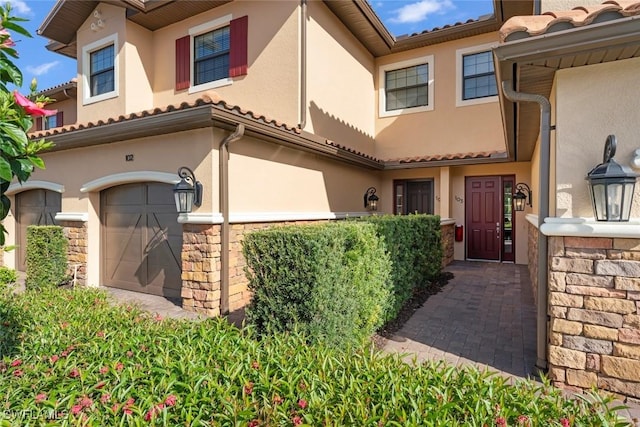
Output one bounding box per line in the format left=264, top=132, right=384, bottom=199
left=7, top=0, right=494, bottom=93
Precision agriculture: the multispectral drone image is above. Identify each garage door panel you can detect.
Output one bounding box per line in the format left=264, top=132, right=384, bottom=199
left=16, top=189, right=61, bottom=271
left=102, top=183, right=182, bottom=298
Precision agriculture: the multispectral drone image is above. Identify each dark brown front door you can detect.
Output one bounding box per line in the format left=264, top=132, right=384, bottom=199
left=16, top=189, right=61, bottom=271
left=102, top=183, right=182, bottom=298
left=466, top=176, right=501, bottom=260
left=407, top=181, right=433, bottom=214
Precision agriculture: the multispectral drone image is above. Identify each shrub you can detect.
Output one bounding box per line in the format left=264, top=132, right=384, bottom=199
left=0, top=266, right=17, bottom=285
left=361, top=214, right=443, bottom=321
left=243, top=222, right=392, bottom=347
left=25, top=225, right=68, bottom=290
left=0, top=287, right=628, bottom=426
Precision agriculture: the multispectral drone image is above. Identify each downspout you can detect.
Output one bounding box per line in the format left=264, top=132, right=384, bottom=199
left=219, top=123, right=245, bottom=315
left=299, top=0, right=307, bottom=130
left=502, top=80, right=550, bottom=372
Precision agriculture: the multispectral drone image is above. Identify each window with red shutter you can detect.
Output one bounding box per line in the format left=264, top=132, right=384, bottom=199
left=56, top=111, right=64, bottom=127
left=181, top=15, right=249, bottom=91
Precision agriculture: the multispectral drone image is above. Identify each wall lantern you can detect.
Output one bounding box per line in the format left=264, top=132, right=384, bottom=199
left=586, top=135, right=639, bottom=222
left=513, top=182, right=532, bottom=212
left=173, top=166, right=203, bottom=214
left=363, top=187, right=379, bottom=211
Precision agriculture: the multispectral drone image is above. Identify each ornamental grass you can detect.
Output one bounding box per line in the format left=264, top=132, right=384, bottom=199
left=0, top=287, right=628, bottom=426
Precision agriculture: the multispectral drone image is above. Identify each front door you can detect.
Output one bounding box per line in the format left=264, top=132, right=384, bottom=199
left=406, top=181, right=433, bottom=214
left=466, top=176, right=501, bottom=260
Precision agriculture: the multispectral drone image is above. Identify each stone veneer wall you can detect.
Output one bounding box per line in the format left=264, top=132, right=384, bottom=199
left=548, top=236, right=640, bottom=400
left=528, top=222, right=539, bottom=304
left=59, top=220, right=88, bottom=286
left=441, top=223, right=454, bottom=267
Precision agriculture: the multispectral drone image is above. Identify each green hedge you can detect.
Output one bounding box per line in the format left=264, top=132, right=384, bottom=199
left=25, top=225, right=68, bottom=290
left=361, top=214, right=443, bottom=321
left=243, top=222, right=391, bottom=347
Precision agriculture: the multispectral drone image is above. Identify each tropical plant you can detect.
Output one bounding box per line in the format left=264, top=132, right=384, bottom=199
left=0, top=5, right=55, bottom=245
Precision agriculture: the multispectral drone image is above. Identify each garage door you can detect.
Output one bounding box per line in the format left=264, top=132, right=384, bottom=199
left=16, top=189, right=61, bottom=271
left=102, top=183, right=182, bottom=298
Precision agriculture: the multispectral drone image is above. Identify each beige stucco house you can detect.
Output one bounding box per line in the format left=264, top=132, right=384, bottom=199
left=9, top=0, right=640, bottom=399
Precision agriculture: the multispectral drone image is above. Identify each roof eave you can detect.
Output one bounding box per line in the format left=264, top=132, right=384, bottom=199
left=384, top=153, right=510, bottom=170
left=494, top=15, right=640, bottom=162
left=32, top=105, right=383, bottom=170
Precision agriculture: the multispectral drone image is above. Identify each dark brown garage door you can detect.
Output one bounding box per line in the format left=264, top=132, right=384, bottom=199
left=102, top=183, right=182, bottom=298
left=16, top=189, right=61, bottom=271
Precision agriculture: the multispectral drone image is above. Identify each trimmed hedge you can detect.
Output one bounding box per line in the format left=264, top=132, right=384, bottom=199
left=25, top=225, right=68, bottom=290
left=243, top=222, right=392, bottom=347
left=361, top=214, right=443, bottom=321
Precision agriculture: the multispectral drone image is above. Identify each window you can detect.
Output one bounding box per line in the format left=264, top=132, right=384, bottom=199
left=44, top=115, right=57, bottom=130
left=82, top=34, right=118, bottom=105
left=194, top=26, right=230, bottom=86
left=176, top=15, right=248, bottom=93
left=90, top=45, right=114, bottom=96
left=456, top=43, right=498, bottom=107
left=462, top=51, right=496, bottom=100
left=379, top=56, right=434, bottom=117
left=394, top=180, right=434, bottom=215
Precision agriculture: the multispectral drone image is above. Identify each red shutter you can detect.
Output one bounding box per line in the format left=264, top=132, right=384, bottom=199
left=33, top=117, right=42, bottom=131
left=175, top=35, right=190, bottom=90
left=229, top=15, right=248, bottom=77
left=56, top=111, right=64, bottom=127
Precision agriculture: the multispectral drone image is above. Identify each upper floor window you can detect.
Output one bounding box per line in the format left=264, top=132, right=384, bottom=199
left=456, top=43, right=498, bottom=107
left=44, top=114, right=57, bottom=130
left=379, top=56, right=434, bottom=118
left=90, top=45, right=115, bottom=96
left=462, top=51, right=496, bottom=100
left=82, top=34, right=118, bottom=105
left=194, top=26, right=230, bottom=86
left=176, top=14, right=248, bottom=94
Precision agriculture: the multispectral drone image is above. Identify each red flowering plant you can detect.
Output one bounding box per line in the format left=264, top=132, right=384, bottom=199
left=0, top=5, right=54, bottom=245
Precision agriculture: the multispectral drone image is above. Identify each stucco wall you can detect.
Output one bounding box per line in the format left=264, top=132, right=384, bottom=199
left=374, top=32, right=506, bottom=161
left=124, top=20, right=154, bottom=114
left=228, top=135, right=379, bottom=213
left=555, top=57, right=640, bottom=219
left=76, top=3, right=127, bottom=123
left=152, top=2, right=300, bottom=126
left=540, top=0, right=604, bottom=12
left=305, top=0, right=376, bottom=156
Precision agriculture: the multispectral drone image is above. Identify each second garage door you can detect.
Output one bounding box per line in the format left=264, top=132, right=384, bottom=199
left=102, top=183, right=182, bottom=298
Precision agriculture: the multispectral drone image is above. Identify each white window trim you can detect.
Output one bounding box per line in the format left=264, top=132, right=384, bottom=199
left=82, top=33, right=119, bottom=105
left=188, top=14, right=233, bottom=94
left=456, top=42, right=498, bottom=107
left=378, top=55, right=434, bottom=118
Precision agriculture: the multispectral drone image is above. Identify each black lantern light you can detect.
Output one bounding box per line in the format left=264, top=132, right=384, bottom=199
left=364, top=187, right=379, bottom=211
left=586, top=135, right=639, bottom=222
left=513, top=182, right=532, bottom=212
left=173, top=166, right=203, bottom=214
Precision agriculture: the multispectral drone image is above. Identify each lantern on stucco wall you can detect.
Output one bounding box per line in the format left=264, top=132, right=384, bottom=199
left=586, top=135, right=639, bottom=222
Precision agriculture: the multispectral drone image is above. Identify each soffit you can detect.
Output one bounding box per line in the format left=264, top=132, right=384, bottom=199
left=494, top=0, right=640, bottom=162
left=38, top=0, right=232, bottom=57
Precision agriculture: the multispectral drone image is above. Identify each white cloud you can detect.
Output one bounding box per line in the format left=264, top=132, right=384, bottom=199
left=4, top=0, right=32, bottom=16
left=26, top=61, right=60, bottom=76
left=389, top=0, right=455, bottom=24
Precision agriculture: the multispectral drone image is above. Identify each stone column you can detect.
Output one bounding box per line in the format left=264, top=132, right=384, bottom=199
left=59, top=220, right=88, bottom=286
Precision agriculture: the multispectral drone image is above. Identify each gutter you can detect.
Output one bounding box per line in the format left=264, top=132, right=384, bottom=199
left=219, top=124, right=245, bottom=315
left=299, top=0, right=307, bottom=130
left=501, top=80, right=551, bottom=373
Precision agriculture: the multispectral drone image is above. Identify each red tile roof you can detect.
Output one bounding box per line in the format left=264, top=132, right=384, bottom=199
left=387, top=150, right=507, bottom=164
left=500, top=0, right=640, bottom=42
left=28, top=92, right=301, bottom=139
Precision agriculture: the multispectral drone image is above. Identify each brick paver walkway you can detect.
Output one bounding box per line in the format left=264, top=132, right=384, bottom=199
left=383, top=261, right=537, bottom=378
left=382, top=261, right=640, bottom=425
